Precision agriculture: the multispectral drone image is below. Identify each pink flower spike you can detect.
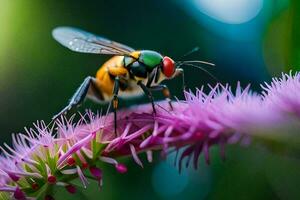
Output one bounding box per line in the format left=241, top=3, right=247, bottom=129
left=0, top=71, right=300, bottom=198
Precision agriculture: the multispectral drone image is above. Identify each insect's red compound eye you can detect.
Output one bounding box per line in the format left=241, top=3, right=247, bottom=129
left=162, top=56, right=175, bottom=78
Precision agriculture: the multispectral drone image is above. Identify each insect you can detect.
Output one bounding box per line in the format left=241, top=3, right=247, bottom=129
left=52, top=27, right=214, bottom=134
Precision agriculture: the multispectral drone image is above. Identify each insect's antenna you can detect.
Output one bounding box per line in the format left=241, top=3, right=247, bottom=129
left=177, top=60, right=215, bottom=67
left=178, top=47, right=200, bottom=60
left=177, top=62, right=219, bottom=82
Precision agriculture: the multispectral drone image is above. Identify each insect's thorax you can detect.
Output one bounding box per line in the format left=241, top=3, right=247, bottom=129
left=125, top=50, right=164, bottom=80
left=133, top=50, right=163, bottom=69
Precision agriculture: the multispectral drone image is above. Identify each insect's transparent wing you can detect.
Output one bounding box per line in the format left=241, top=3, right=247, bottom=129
left=52, top=27, right=135, bottom=55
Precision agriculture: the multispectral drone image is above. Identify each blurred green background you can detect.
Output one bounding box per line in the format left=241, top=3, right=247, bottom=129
left=0, top=0, right=300, bottom=199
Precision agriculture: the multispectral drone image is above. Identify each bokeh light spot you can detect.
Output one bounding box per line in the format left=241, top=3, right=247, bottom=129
left=193, top=0, right=264, bottom=24
left=152, top=158, right=189, bottom=198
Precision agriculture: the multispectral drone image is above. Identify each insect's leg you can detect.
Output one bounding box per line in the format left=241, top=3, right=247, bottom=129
left=149, top=85, right=173, bottom=110
left=138, top=81, right=156, bottom=114
left=112, top=77, right=120, bottom=136
left=146, top=69, right=156, bottom=87
left=52, top=76, right=98, bottom=120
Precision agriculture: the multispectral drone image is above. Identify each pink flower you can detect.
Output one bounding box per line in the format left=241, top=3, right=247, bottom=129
left=0, top=72, right=299, bottom=198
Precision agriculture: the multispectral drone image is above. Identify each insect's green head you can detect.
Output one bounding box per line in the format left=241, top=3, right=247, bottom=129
left=139, top=50, right=176, bottom=78
left=139, top=50, right=163, bottom=69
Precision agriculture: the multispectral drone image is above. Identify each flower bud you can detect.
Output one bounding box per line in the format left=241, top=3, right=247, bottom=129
left=115, top=163, right=127, bottom=174
left=67, top=157, right=76, bottom=166
left=65, top=184, right=76, bottom=194
left=32, top=183, right=39, bottom=190
left=14, top=187, right=26, bottom=200
left=89, top=166, right=103, bottom=188
left=89, top=166, right=102, bottom=180
left=47, top=175, right=57, bottom=184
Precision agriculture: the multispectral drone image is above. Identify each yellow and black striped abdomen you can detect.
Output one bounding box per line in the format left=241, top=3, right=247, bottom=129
left=95, top=56, right=126, bottom=99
